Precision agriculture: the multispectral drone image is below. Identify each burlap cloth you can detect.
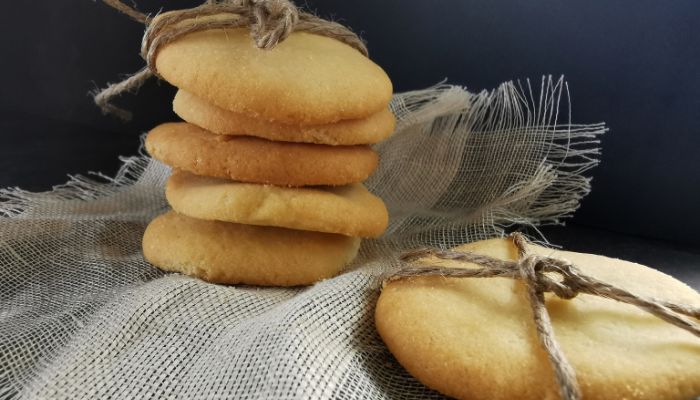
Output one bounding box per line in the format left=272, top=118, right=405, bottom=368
left=0, top=77, right=605, bottom=399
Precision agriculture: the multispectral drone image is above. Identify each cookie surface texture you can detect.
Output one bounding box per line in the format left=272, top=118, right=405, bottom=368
left=376, top=238, right=700, bottom=400
left=173, top=90, right=396, bottom=146
left=166, top=170, right=388, bottom=237
left=156, top=26, right=392, bottom=124
left=145, top=123, right=379, bottom=186
left=143, top=211, right=361, bottom=286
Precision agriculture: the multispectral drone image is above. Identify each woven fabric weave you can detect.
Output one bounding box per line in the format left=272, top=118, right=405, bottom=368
left=0, top=77, right=605, bottom=399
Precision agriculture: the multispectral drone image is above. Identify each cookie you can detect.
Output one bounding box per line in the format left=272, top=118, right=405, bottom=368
left=155, top=23, right=393, bottom=124
left=166, top=170, right=388, bottom=237
left=145, top=122, right=379, bottom=186
left=143, top=211, right=361, bottom=286
left=173, top=89, right=396, bottom=146
left=376, top=238, right=700, bottom=400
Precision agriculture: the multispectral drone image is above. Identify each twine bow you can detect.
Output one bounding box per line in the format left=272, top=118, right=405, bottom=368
left=94, top=0, right=368, bottom=121
left=385, top=233, right=700, bottom=400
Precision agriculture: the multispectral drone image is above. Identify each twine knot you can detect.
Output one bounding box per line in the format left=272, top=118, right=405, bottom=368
left=387, top=233, right=700, bottom=400
left=518, top=254, right=580, bottom=300
left=245, top=0, right=299, bottom=48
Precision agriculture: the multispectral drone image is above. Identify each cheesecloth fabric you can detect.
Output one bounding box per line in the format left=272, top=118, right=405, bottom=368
left=0, top=76, right=605, bottom=399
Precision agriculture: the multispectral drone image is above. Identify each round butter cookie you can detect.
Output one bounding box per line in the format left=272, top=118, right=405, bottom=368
left=167, top=170, right=388, bottom=237
left=143, top=211, right=361, bottom=286
left=145, top=123, right=378, bottom=186
left=376, top=238, right=700, bottom=400
left=173, top=89, right=396, bottom=146
left=155, top=25, right=392, bottom=124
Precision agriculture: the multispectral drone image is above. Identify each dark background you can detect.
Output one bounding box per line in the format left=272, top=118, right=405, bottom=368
left=1, top=1, right=699, bottom=254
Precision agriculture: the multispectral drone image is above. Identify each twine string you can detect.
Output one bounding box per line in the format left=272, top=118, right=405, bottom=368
left=94, top=0, right=367, bottom=120
left=387, top=233, right=700, bottom=400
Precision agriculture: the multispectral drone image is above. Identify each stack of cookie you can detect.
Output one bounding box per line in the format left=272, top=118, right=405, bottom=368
left=141, top=26, right=394, bottom=286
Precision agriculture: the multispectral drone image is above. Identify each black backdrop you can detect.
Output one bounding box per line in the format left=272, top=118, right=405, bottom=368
left=1, top=0, right=699, bottom=247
